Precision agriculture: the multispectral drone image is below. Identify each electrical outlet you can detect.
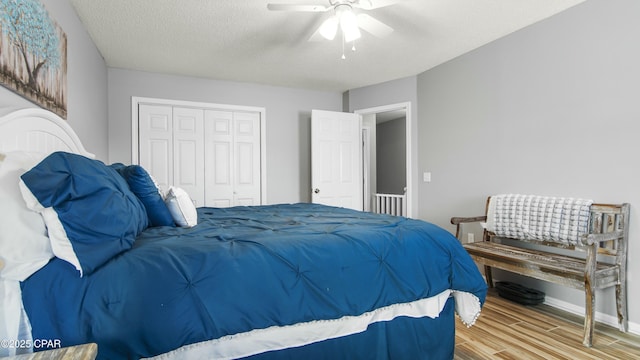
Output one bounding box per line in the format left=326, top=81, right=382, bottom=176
left=467, top=233, right=475, bottom=243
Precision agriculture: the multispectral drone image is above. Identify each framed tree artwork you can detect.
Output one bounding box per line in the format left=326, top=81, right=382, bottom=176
left=0, top=0, right=67, bottom=118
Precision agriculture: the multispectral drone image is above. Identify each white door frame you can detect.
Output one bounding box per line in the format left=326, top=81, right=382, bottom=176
left=131, top=96, right=268, bottom=205
left=361, top=126, right=371, bottom=212
left=355, top=102, right=413, bottom=218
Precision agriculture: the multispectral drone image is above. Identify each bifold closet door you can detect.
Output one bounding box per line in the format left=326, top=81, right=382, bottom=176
left=172, top=107, right=204, bottom=206
left=138, top=102, right=261, bottom=208
left=232, top=111, right=261, bottom=206
left=138, top=105, right=205, bottom=206
left=204, top=110, right=261, bottom=207
left=138, top=104, right=173, bottom=191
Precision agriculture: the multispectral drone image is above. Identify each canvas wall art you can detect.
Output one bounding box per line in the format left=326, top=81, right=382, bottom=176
left=0, top=0, right=67, bottom=118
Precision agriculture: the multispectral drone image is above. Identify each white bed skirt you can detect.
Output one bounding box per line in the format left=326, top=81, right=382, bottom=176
left=146, top=289, right=481, bottom=360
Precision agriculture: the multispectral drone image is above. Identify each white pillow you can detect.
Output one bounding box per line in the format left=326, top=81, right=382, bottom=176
left=164, top=186, right=198, bottom=227
left=0, top=152, right=53, bottom=281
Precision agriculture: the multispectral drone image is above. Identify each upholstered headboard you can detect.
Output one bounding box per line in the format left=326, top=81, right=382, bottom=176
left=0, top=108, right=94, bottom=158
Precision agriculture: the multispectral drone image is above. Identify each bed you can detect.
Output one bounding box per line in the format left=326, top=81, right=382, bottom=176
left=0, top=108, right=487, bottom=359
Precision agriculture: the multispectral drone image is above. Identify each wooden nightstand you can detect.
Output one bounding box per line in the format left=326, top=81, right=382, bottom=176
left=5, top=343, right=97, bottom=360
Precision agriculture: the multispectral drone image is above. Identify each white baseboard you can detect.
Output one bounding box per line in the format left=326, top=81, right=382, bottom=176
left=543, top=295, right=640, bottom=336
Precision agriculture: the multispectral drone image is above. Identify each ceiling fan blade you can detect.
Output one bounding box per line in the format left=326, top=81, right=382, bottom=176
left=267, top=3, right=331, bottom=12
left=353, top=0, right=399, bottom=11
left=356, top=14, right=393, bottom=37
left=308, top=28, right=325, bottom=42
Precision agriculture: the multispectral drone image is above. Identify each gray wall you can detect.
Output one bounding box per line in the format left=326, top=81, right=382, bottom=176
left=376, top=117, right=406, bottom=194
left=418, top=0, right=640, bottom=326
left=0, top=0, right=108, bottom=160
left=347, top=76, right=418, bottom=113
left=107, top=68, right=342, bottom=205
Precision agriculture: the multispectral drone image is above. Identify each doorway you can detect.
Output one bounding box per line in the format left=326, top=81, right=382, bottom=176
left=356, top=102, right=412, bottom=218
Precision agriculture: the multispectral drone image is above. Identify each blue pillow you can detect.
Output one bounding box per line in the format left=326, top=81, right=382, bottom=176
left=19, top=152, right=148, bottom=277
left=110, top=164, right=175, bottom=227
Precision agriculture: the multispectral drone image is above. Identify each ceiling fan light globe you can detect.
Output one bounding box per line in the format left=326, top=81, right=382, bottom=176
left=343, top=26, right=361, bottom=42
left=339, top=9, right=361, bottom=42
left=319, top=16, right=339, bottom=40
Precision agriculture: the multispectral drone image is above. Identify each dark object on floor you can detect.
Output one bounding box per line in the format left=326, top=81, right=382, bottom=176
left=495, top=281, right=545, bottom=305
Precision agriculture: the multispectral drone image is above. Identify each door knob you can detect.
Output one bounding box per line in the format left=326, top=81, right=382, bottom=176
left=314, top=188, right=320, bottom=194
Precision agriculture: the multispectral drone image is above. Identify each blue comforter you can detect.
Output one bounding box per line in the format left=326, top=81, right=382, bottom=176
left=21, top=203, right=486, bottom=359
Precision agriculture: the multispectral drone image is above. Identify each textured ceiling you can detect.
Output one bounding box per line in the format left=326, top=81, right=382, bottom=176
left=69, top=0, right=586, bottom=92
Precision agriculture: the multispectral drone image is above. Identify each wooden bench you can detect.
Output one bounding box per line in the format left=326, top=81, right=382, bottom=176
left=451, top=196, right=630, bottom=347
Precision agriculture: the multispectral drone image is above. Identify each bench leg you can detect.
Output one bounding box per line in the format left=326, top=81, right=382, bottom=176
left=616, top=281, right=628, bottom=332
left=484, top=265, right=494, bottom=287
left=583, top=283, right=595, bottom=347
left=583, top=243, right=597, bottom=347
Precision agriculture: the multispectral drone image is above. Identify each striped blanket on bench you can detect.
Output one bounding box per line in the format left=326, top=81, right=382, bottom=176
left=485, top=194, right=593, bottom=246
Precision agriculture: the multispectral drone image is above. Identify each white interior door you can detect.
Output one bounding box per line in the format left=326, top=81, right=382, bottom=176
left=204, top=110, right=234, bottom=207
left=233, top=111, right=261, bottom=206
left=134, top=97, right=267, bottom=208
left=204, top=110, right=261, bottom=207
left=138, top=104, right=173, bottom=190
left=173, top=107, right=204, bottom=206
left=311, top=109, right=362, bottom=211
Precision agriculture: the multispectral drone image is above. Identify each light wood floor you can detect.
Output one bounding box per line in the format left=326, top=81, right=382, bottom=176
left=455, top=290, right=640, bottom=359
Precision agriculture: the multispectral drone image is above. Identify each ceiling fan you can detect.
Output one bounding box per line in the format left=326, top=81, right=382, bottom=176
left=267, top=0, right=397, bottom=44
